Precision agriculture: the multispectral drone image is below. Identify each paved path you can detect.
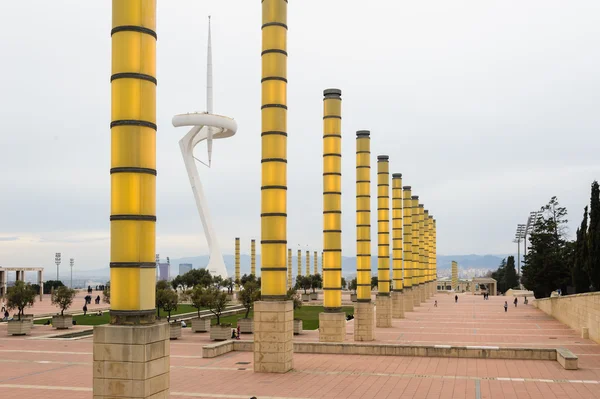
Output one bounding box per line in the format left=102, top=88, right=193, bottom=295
left=0, top=293, right=598, bottom=398
left=1, top=290, right=108, bottom=318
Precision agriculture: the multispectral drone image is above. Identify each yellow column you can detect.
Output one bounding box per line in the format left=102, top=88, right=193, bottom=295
left=355, top=130, right=374, bottom=341
left=235, top=237, right=240, bottom=291
left=313, top=251, right=318, bottom=275
left=306, top=250, right=310, bottom=276
left=251, top=239, right=256, bottom=276
left=433, top=218, right=437, bottom=286
left=376, top=156, right=390, bottom=295
left=423, top=210, right=430, bottom=298
left=356, top=131, right=371, bottom=301
left=287, top=248, right=292, bottom=290
left=402, top=186, right=414, bottom=312
left=297, top=249, right=302, bottom=279
left=256, top=0, right=292, bottom=374
left=110, top=0, right=157, bottom=324
left=376, top=156, right=392, bottom=327
left=260, top=0, right=287, bottom=301
left=391, top=174, right=404, bottom=318
left=452, top=260, right=458, bottom=291
left=322, top=87, right=342, bottom=314
left=418, top=204, right=425, bottom=302
left=411, top=195, right=421, bottom=307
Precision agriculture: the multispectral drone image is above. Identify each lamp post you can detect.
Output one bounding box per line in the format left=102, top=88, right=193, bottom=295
left=70, top=258, right=74, bottom=288
left=155, top=254, right=160, bottom=279
left=55, top=252, right=61, bottom=281
left=514, top=224, right=526, bottom=277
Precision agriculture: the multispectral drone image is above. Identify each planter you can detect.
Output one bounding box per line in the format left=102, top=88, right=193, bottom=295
left=351, top=294, right=358, bottom=302
left=52, top=315, right=73, bottom=330
left=169, top=322, right=182, bottom=340
left=210, top=324, right=232, bottom=341
left=310, top=292, right=318, bottom=300
left=191, top=318, right=210, bottom=333
left=238, top=318, right=254, bottom=334
left=7, top=320, right=32, bottom=336
left=293, top=319, right=303, bottom=335
left=302, top=293, right=310, bottom=302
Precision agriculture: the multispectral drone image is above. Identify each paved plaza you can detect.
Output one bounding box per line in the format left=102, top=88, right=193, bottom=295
left=0, top=293, right=599, bottom=398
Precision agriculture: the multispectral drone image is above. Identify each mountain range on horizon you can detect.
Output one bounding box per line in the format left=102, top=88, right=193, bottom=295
left=73, top=253, right=509, bottom=279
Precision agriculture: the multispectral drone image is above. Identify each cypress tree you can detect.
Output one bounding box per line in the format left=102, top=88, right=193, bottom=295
left=504, top=256, right=519, bottom=290
left=589, top=181, right=600, bottom=290
left=492, top=258, right=507, bottom=293
left=572, top=206, right=590, bottom=293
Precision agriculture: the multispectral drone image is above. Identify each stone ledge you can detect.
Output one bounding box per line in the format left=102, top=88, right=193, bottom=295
left=201, top=340, right=575, bottom=369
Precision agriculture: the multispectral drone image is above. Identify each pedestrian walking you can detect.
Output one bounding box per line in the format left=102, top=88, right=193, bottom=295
left=83, top=303, right=88, bottom=316
left=434, top=300, right=438, bottom=307
left=514, top=297, right=518, bottom=308
left=455, top=295, right=458, bottom=303
left=504, top=301, right=508, bottom=312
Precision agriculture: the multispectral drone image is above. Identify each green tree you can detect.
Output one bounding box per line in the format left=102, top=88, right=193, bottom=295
left=349, top=278, right=357, bottom=293
left=310, top=274, right=322, bottom=293
left=491, top=258, right=507, bottom=293
left=51, top=286, right=77, bottom=316
left=371, top=276, right=378, bottom=290
left=239, top=281, right=261, bottom=318
left=188, top=285, right=205, bottom=318
left=155, top=280, right=170, bottom=317
left=522, top=197, right=572, bottom=298
left=6, top=281, right=36, bottom=320
left=201, top=287, right=230, bottom=325
left=43, top=280, right=64, bottom=295
left=285, top=288, right=302, bottom=310
left=102, top=284, right=110, bottom=304
left=223, top=278, right=235, bottom=294
left=161, top=289, right=179, bottom=320
left=341, top=277, right=347, bottom=290
left=572, top=206, right=591, bottom=293
left=588, top=181, right=600, bottom=290
left=504, top=256, right=519, bottom=290
left=240, top=274, right=257, bottom=285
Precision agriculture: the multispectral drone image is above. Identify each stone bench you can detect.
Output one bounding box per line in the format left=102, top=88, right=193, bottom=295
left=556, top=348, right=578, bottom=370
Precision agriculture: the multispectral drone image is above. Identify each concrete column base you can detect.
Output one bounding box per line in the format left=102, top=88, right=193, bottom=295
left=420, top=284, right=426, bottom=303
left=392, top=291, right=405, bottom=319
left=254, top=300, right=293, bottom=373
left=413, top=286, right=421, bottom=307
left=93, top=322, right=170, bottom=399
left=375, top=294, right=392, bottom=327
left=404, top=287, right=414, bottom=313
left=319, top=312, right=346, bottom=342
left=354, top=302, right=375, bottom=341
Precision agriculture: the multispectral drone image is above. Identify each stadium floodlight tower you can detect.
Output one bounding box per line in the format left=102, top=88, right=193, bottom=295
left=172, top=16, right=237, bottom=279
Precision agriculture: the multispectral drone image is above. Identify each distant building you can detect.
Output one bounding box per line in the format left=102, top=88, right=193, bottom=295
left=179, top=263, right=193, bottom=276
left=158, top=263, right=170, bottom=281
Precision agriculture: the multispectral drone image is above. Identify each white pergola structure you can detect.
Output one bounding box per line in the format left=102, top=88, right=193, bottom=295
left=0, top=267, right=44, bottom=300
left=171, top=17, right=237, bottom=279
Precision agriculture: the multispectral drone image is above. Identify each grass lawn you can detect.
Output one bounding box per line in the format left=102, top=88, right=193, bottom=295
left=34, top=304, right=203, bottom=326
left=212, top=306, right=354, bottom=330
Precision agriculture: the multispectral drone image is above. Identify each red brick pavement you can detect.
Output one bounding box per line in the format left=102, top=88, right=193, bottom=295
left=0, top=293, right=598, bottom=398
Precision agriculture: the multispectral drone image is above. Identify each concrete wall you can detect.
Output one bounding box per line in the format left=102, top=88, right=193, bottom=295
left=534, top=292, right=600, bottom=344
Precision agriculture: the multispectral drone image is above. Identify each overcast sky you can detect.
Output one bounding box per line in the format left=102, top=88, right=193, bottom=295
left=0, top=1, right=598, bottom=271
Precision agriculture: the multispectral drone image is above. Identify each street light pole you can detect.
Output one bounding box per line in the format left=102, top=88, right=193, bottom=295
left=55, top=252, right=62, bottom=281
left=70, top=258, right=74, bottom=288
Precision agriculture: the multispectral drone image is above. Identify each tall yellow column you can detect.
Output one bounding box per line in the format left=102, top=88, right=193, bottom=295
left=355, top=131, right=374, bottom=341
left=376, top=156, right=392, bottom=327
left=297, top=249, right=302, bottom=280
left=255, top=0, right=292, bottom=373
left=319, top=89, right=344, bottom=342
left=287, top=248, right=292, bottom=290
left=402, top=186, right=414, bottom=312
left=452, top=261, right=458, bottom=291
left=433, top=218, right=437, bottom=293
left=418, top=204, right=426, bottom=303
left=411, top=197, right=421, bottom=307
left=391, top=174, right=404, bottom=319
left=423, top=210, right=431, bottom=299
left=306, top=250, right=310, bottom=276
left=313, top=251, right=318, bottom=275
left=251, top=239, right=256, bottom=276
left=235, top=237, right=240, bottom=292
left=95, top=2, right=169, bottom=398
